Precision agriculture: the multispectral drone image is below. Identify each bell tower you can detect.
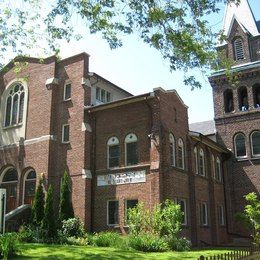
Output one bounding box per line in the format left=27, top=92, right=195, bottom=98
left=209, top=0, right=260, bottom=236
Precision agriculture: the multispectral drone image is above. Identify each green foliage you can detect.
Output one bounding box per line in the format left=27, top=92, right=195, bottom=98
left=65, top=236, right=88, bottom=246
left=61, top=218, right=84, bottom=238
left=0, top=0, right=240, bottom=89
left=59, top=171, right=74, bottom=222
left=0, top=233, right=20, bottom=260
left=127, top=199, right=182, bottom=238
left=32, top=178, right=45, bottom=225
left=129, top=234, right=169, bottom=252
left=166, top=237, right=191, bottom=251
left=42, top=185, right=57, bottom=239
left=90, top=232, right=123, bottom=247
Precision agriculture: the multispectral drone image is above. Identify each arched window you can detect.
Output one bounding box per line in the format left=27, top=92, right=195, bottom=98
left=238, top=86, right=248, bottom=111
left=177, top=138, right=184, bottom=169
left=194, top=147, right=198, bottom=174
left=4, top=83, right=25, bottom=127
left=234, top=133, right=246, bottom=157
left=251, top=131, right=260, bottom=156
left=198, top=148, right=205, bottom=176
left=234, top=38, right=245, bottom=60
left=253, top=84, right=260, bottom=108
left=224, top=89, right=234, bottom=113
left=211, top=154, right=215, bottom=179
left=0, top=168, right=18, bottom=213
left=216, top=157, right=222, bottom=182
left=107, top=137, right=120, bottom=168
left=125, top=133, right=138, bottom=166
left=169, top=133, right=176, bottom=166
left=24, top=170, right=36, bottom=205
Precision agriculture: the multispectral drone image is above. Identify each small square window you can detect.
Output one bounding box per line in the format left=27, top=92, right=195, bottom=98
left=107, top=200, right=119, bottom=226
left=64, top=83, right=71, bottom=101
left=62, top=124, right=70, bottom=143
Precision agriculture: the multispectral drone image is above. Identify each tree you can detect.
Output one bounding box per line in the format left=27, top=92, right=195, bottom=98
left=31, top=178, right=45, bottom=225
left=0, top=0, right=240, bottom=88
left=59, top=171, right=74, bottom=222
left=42, top=185, right=57, bottom=239
left=242, top=193, right=260, bottom=245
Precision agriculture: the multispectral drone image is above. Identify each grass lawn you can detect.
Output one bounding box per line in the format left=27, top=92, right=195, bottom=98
left=14, top=243, right=237, bottom=260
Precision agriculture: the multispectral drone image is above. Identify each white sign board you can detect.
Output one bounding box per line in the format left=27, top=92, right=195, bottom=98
left=97, top=170, right=146, bottom=186
left=0, top=188, right=6, bottom=234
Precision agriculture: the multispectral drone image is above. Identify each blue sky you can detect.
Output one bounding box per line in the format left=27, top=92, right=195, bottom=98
left=52, top=0, right=260, bottom=123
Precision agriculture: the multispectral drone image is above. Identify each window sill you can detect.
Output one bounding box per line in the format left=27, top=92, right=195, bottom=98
left=236, top=156, right=260, bottom=162
left=170, top=165, right=187, bottom=173
left=2, top=123, right=23, bottom=130
left=107, top=224, right=119, bottom=228
left=61, top=141, right=70, bottom=144
left=63, top=98, right=72, bottom=102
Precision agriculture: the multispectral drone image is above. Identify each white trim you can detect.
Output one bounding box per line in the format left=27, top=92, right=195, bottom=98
left=194, top=147, right=198, bottom=174
left=251, top=131, right=260, bottom=157
left=177, top=138, right=185, bottom=170
left=63, top=82, right=72, bottom=101
left=216, top=157, right=222, bottom=182
left=107, top=200, right=119, bottom=226
left=211, top=154, right=215, bottom=179
left=22, top=169, right=36, bottom=204
left=199, top=148, right=205, bottom=176
left=234, top=133, right=247, bottom=158
left=62, top=124, right=70, bottom=143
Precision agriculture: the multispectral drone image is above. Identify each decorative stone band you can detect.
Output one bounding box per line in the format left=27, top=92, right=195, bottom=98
left=0, top=135, right=56, bottom=150
left=97, top=170, right=146, bottom=186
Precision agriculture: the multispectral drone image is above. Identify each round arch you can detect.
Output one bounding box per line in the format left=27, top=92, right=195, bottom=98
left=23, top=168, right=37, bottom=205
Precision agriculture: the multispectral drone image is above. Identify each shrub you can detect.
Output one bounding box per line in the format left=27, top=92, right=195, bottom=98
left=18, top=225, right=34, bottom=243
left=0, top=233, right=20, bottom=259
left=129, top=234, right=169, bottom=252
left=59, top=171, right=74, bottom=222
left=92, top=232, right=122, bottom=247
left=66, top=236, right=88, bottom=246
left=42, top=185, right=57, bottom=239
left=61, top=218, right=84, bottom=238
left=32, top=178, right=45, bottom=225
left=167, top=237, right=191, bottom=251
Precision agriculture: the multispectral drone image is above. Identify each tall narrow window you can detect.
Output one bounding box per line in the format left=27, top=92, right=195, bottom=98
left=238, top=86, right=248, bottom=111
left=199, top=203, right=208, bottom=226
left=218, top=205, right=225, bottom=226
left=62, top=124, right=70, bottom=143
left=107, top=200, right=119, bottom=226
left=177, top=138, right=184, bottom=169
left=107, top=137, right=120, bottom=168
left=125, top=199, right=138, bottom=223
left=24, top=170, right=36, bottom=205
left=194, top=147, right=198, bottom=174
left=169, top=133, right=176, bottom=166
left=253, top=84, right=260, bottom=108
left=4, top=83, right=25, bottom=127
left=178, top=199, right=187, bottom=225
left=216, top=157, right=222, bottom=182
left=125, top=133, right=138, bottom=166
left=234, top=133, right=246, bottom=157
left=63, top=83, right=71, bottom=101
left=251, top=131, right=260, bottom=156
left=211, top=154, right=215, bottom=179
left=198, top=148, right=205, bottom=176
left=223, top=89, right=234, bottom=113
left=234, top=38, right=245, bottom=60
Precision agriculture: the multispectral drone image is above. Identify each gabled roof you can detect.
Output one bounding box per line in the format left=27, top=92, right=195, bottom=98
left=189, top=120, right=216, bottom=136
left=222, top=0, right=260, bottom=37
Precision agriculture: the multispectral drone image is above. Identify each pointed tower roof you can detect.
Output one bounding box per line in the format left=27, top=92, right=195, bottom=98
left=222, top=0, right=259, bottom=37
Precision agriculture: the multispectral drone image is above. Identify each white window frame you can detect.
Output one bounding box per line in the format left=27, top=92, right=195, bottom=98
left=107, top=137, right=120, bottom=169
left=194, top=147, right=198, bottom=174
left=218, top=204, right=225, bottom=226
left=125, top=133, right=138, bottom=166
left=178, top=198, right=187, bottom=226
left=169, top=133, right=176, bottom=166
left=63, top=82, right=72, bottom=101
left=95, top=86, right=112, bottom=104
left=62, top=124, right=70, bottom=143
left=107, top=200, right=119, bottom=226
left=216, top=157, right=222, bottom=182
left=234, top=133, right=247, bottom=158
left=200, top=202, right=208, bottom=226
left=198, top=148, right=205, bottom=176
left=211, top=154, right=215, bottom=179
left=177, top=138, right=185, bottom=170
left=23, top=169, right=37, bottom=204
left=251, top=131, right=260, bottom=157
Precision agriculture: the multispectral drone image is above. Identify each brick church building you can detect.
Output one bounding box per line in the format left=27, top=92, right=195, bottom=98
left=0, top=0, right=259, bottom=246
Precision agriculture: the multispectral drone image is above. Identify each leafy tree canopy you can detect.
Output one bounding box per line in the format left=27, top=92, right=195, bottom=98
left=0, top=0, right=240, bottom=88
